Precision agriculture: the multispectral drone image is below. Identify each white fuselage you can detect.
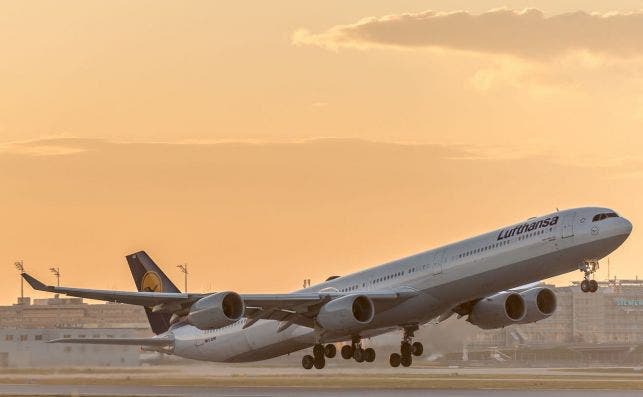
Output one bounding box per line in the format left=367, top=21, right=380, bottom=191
left=164, top=207, right=632, bottom=362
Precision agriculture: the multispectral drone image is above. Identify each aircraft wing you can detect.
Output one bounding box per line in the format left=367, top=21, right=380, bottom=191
left=47, top=336, right=173, bottom=346
left=240, top=290, right=418, bottom=329
left=509, top=281, right=545, bottom=291
left=22, top=272, right=418, bottom=329
left=22, top=273, right=200, bottom=306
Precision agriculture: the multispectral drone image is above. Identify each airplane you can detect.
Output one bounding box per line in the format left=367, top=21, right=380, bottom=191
left=22, top=206, right=632, bottom=369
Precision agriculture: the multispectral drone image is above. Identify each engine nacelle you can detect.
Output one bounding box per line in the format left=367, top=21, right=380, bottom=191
left=517, top=287, right=557, bottom=324
left=317, top=294, right=374, bottom=331
left=468, top=292, right=526, bottom=330
left=187, top=291, right=244, bottom=330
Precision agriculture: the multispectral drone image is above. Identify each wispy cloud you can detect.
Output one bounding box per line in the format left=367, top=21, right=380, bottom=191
left=293, top=9, right=643, bottom=60
left=0, top=139, right=89, bottom=156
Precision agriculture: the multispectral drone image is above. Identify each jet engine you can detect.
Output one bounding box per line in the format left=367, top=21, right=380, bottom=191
left=187, top=291, right=245, bottom=330
left=317, top=294, right=374, bottom=331
left=468, top=292, right=526, bottom=329
left=517, top=287, right=557, bottom=324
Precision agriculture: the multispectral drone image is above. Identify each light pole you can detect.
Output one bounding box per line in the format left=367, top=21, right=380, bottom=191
left=176, top=264, right=188, bottom=292
left=14, top=261, right=24, bottom=299
left=49, top=267, right=60, bottom=287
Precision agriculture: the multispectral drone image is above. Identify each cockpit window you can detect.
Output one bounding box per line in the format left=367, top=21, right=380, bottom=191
left=592, top=212, right=618, bottom=222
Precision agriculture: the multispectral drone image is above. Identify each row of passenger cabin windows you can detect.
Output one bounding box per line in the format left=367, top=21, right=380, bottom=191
left=457, top=229, right=547, bottom=259
left=339, top=268, right=418, bottom=291
left=373, top=269, right=414, bottom=285
left=593, top=212, right=618, bottom=222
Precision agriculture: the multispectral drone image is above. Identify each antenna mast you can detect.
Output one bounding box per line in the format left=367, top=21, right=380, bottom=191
left=177, top=264, right=188, bottom=292
left=14, top=261, right=24, bottom=299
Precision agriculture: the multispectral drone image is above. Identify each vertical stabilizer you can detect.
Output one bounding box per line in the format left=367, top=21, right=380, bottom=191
left=126, top=251, right=180, bottom=334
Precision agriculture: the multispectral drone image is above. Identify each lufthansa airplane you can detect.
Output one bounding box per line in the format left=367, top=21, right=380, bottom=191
left=22, top=207, right=632, bottom=369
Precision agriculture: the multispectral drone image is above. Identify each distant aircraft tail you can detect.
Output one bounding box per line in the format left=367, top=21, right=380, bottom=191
left=126, top=251, right=181, bottom=335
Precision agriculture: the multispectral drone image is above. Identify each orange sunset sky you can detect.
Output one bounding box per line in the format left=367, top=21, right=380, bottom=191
left=1, top=1, right=643, bottom=304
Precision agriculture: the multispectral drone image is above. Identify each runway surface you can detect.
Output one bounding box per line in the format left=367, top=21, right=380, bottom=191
left=1, top=385, right=642, bottom=397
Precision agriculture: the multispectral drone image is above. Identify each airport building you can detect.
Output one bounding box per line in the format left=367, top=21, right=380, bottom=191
left=461, top=279, right=643, bottom=365
left=0, top=295, right=150, bottom=367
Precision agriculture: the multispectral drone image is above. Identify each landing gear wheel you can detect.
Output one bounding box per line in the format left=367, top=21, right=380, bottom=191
left=353, top=348, right=365, bottom=363
left=302, top=355, right=314, bottom=370
left=313, top=344, right=324, bottom=358
left=412, top=342, right=423, bottom=356
left=400, top=341, right=412, bottom=357
left=364, top=348, right=376, bottom=363
left=313, top=355, right=325, bottom=369
left=389, top=353, right=401, bottom=367
left=341, top=345, right=353, bottom=360
left=581, top=279, right=591, bottom=293
left=400, top=355, right=412, bottom=367
left=579, top=260, right=599, bottom=293
left=324, top=344, right=336, bottom=358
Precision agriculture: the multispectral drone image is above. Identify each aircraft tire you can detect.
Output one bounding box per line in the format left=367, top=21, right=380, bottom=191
left=353, top=348, right=365, bottom=363
left=324, top=344, right=336, bottom=358
left=412, top=342, right=423, bottom=356
left=389, top=353, right=401, bottom=367
left=400, top=355, right=412, bottom=367
left=313, top=355, right=325, bottom=369
left=341, top=345, right=353, bottom=360
left=364, top=348, right=376, bottom=362
left=400, top=341, right=412, bottom=357
left=302, top=355, right=314, bottom=370
left=313, top=343, right=324, bottom=358
left=581, top=279, right=590, bottom=293
left=589, top=280, right=598, bottom=293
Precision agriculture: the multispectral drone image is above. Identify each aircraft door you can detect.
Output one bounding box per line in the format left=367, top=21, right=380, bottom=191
left=431, top=249, right=446, bottom=275
left=561, top=212, right=576, bottom=239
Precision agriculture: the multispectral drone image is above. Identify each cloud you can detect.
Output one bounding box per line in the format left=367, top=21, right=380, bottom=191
left=293, top=9, right=643, bottom=60
left=0, top=138, right=90, bottom=156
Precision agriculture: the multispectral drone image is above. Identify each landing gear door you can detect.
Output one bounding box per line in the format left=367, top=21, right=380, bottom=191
left=561, top=212, right=576, bottom=239
left=431, top=249, right=446, bottom=275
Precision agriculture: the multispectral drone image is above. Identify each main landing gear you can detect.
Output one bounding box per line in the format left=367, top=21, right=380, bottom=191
left=389, top=325, right=423, bottom=368
left=302, top=337, right=375, bottom=370
left=579, top=260, right=599, bottom=293
left=340, top=336, right=375, bottom=363
left=301, top=343, right=336, bottom=370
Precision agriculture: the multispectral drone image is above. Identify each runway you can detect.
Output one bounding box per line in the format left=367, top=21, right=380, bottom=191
left=1, top=385, right=642, bottom=397
left=1, top=366, right=640, bottom=396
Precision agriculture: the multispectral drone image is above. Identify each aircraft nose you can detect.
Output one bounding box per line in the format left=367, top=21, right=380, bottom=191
left=620, top=217, right=633, bottom=236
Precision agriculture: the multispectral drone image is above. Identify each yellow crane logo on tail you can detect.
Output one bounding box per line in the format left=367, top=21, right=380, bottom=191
left=141, top=271, right=163, bottom=292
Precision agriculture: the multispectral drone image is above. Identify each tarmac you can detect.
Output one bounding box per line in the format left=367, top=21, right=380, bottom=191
left=1, top=385, right=643, bottom=397
left=0, top=365, right=641, bottom=396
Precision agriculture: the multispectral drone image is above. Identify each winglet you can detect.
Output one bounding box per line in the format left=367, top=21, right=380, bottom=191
left=21, top=273, right=55, bottom=292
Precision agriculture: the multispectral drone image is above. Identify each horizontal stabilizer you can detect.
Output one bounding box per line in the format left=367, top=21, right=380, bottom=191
left=47, top=337, right=173, bottom=347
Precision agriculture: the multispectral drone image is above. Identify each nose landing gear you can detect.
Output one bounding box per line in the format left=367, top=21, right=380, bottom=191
left=579, top=260, right=599, bottom=293
left=390, top=325, right=423, bottom=367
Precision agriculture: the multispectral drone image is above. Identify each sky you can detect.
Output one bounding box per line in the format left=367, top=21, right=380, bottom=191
left=1, top=1, right=642, bottom=304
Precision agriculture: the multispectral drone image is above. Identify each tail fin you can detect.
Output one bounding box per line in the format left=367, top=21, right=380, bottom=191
left=126, top=251, right=180, bottom=335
